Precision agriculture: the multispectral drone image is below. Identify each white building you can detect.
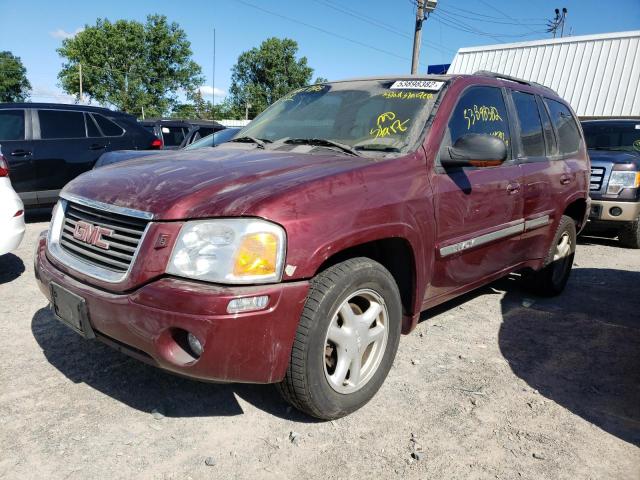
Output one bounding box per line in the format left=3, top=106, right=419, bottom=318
left=447, top=31, right=640, bottom=119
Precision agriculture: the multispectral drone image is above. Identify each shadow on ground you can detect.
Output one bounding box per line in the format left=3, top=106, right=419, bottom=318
left=0, top=253, right=25, bottom=284
left=499, top=267, right=640, bottom=446
left=31, top=307, right=318, bottom=423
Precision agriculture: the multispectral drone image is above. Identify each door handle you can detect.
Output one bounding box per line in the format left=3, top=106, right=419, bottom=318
left=89, top=144, right=107, bottom=150
left=11, top=149, right=31, bottom=157
left=560, top=175, right=572, bottom=185
left=506, top=183, right=521, bottom=194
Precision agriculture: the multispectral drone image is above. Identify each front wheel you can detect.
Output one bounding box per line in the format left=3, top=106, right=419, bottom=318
left=525, top=215, right=576, bottom=296
left=277, top=257, right=402, bottom=420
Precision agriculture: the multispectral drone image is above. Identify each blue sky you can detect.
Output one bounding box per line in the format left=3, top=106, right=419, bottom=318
left=1, top=0, right=638, bottom=105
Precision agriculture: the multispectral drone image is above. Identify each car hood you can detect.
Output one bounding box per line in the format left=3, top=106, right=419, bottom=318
left=588, top=149, right=640, bottom=167
left=64, top=145, right=374, bottom=220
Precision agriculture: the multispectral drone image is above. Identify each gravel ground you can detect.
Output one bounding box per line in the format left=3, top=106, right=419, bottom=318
left=1, top=217, right=639, bottom=479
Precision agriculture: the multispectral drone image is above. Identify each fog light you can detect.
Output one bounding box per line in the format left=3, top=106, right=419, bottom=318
left=187, top=333, right=203, bottom=357
left=227, top=295, right=269, bottom=314
left=609, top=206, right=623, bottom=217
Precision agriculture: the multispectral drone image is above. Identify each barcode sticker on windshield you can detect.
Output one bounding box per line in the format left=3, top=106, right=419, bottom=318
left=390, top=80, right=444, bottom=91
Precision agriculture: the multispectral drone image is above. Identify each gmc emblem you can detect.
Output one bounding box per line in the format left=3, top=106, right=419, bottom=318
left=72, top=220, right=114, bottom=250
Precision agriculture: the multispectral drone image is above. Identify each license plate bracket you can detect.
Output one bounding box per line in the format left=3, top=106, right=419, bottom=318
left=50, top=283, right=95, bottom=339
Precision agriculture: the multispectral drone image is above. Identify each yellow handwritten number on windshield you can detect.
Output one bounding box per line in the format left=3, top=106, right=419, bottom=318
left=370, top=112, right=410, bottom=138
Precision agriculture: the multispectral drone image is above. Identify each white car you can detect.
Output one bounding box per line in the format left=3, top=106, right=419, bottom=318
left=0, top=154, right=25, bottom=255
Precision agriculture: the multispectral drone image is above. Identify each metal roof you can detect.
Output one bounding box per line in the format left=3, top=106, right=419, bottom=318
left=447, top=31, right=640, bottom=118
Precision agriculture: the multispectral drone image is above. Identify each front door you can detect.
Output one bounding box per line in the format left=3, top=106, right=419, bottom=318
left=0, top=108, right=38, bottom=205
left=427, top=85, right=524, bottom=301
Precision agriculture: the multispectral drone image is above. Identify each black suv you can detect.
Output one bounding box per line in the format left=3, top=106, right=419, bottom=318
left=139, top=119, right=225, bottom=149
left=0, top=103, right=160, bottom=206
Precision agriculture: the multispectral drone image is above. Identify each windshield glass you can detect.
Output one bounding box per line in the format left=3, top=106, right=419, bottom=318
left=237, top=79, right=445, bottom=156
left=582, top=122, right=640, bottom=152
left=184, top=128, right=240, bottom=150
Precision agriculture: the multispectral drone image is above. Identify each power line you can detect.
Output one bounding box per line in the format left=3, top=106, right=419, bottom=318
left=476, top=0, right=541, bottom=35
left=438, top=7, right=547, bottom=26
left=433, top=10, right=546, bottom=40
left=234, top=0, right=420, bottom=65
left=438, top=3, right=547, bottom=22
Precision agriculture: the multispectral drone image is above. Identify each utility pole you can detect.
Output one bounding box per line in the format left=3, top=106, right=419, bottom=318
left=560, top=8, right=567, bottom=37
left=547, top=8, right=568, bottom=38
left=78, top=63, right=83, bottom=103
left=410, top=0, right=437, bottom=75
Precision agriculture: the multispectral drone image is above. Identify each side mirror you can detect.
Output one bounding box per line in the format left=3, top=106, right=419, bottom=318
left=442, top=133, right=507, bottom=168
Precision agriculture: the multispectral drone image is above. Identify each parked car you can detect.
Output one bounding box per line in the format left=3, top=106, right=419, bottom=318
left=94, top=128, right=241, bottom=168
left=581, top=119, right=640, bottom=248
left=35, top=73, right=589, bottom=419
left=0, top=103, right=161, bottom=207
left=140, top=119, right=225, bottom=149
left=0, top=152, right=25, bottom=256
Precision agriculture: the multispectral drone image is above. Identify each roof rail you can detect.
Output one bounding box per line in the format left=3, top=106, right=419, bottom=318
left=473, top=70, right=557, bottom=95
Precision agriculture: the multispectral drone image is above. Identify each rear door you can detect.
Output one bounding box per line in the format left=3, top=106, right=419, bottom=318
left=510, top=89, right=560, bottom=261
left=32, top=109, right=100, bottom=204
left=428, top=85, right=524, bottom=300
left=0, top=108, right=38, bottom=205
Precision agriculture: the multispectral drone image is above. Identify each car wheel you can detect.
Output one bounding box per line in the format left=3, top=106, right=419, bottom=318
left=525, top=215, right=576, bottom=296
left=277, top=257, right=402, bottom=420
left=618, top=217, right=640, bottom=249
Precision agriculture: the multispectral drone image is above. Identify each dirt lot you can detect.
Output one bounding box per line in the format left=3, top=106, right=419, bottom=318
left=1, top=216, right=638, bottom=480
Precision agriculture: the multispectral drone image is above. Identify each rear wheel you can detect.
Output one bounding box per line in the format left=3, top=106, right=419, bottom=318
left=618, top=217, right=640, bottom=249
left=277, top=257, right=402, bottom=420
left=525, top=215, right=576, bottom=296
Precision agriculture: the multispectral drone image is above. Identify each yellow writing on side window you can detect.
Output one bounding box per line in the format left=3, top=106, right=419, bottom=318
left=490, top=130, right=509, bottom=146
left=463, top=105, right=503, bottom=130
left=382, top=91, right=434, bottom=100
left=370, top=112, right=410, bottom=139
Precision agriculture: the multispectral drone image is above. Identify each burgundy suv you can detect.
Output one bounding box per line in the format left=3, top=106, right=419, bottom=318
left=34, top=72, right=589, bottom=419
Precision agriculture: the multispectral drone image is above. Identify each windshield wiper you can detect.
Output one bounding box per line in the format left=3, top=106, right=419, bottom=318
left=229, top=136, right=271, bottom=149
left=354, top=145, right=402, bottom=153
left=283, top=138, right=362, bottom=157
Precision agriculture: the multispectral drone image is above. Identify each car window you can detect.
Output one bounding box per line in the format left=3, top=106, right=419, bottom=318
left=93, top=114, right=125, bottom=136
left=0, top=110, right=25, bottom=141
left=162, top=126, right=187, bottom=146
left=441, top=85, right=511, bottom=159
left=544, top=99, right=581, bottom=156
left=85, top=113, right=102, bottom=137
left=536, top=96, right=558, bottom=156
left=39, top=110, right=86, bottom=139
left=512, top=91, right=545, bottom=158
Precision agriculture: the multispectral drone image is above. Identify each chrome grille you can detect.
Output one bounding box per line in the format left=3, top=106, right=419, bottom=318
left=59, top=201, right=149, bottom=272
left=590, top=166, right=605, bottom=191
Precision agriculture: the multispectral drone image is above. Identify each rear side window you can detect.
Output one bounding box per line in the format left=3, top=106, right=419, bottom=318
left=85, top=113, right=101, bottom=137
left=544, top=99, right=581, bottom=156
left=512, top=91, right=545, bottom=158
left=93, top=114, right=125, bottom=136
left=444, top=86, right=511, bottom=156
left=0, top=110, right=25, bottom=141
left=537, top=97, right=558, bottom=156
left=162, top=126, right=187, bottom=146
left=39, top=110, right=86, bottom=139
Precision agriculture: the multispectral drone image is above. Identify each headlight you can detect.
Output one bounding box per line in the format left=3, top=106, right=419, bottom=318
left=607, top=171, right=640, bottom=195
left=166, top=219, right=286, bottom=284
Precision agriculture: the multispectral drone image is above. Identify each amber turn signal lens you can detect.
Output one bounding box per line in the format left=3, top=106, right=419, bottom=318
left=233, top=232, right=278, bottom=277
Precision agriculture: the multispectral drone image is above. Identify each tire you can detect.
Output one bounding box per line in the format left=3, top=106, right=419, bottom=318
left=618, top=217, right=640, bottom=249
left=525, top=215, right=576, bottom=296
left=277, top=257, right=402, bottom=420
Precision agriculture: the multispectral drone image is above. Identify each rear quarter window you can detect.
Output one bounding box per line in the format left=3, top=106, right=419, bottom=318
left=544, top=99, right=581, bottom=156
left=93, top=114, right=125, bottom=136
left=0, top=109, right=25, bottom=141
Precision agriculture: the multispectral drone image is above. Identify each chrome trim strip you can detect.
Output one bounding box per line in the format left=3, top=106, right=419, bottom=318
left=47, top=199, right=151, bottom=284
left=524, top=215, right=550, bottom=231
left=60, top=193, right=155, bottom=220
left=440, top=222, right=525, bottom=257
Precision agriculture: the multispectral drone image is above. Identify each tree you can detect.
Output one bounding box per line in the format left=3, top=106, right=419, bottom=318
left=57, top=15, right=203, bottom=116
left=0, top=51, right=31, bottom=102
left=228, top=37, right=315, bottom=118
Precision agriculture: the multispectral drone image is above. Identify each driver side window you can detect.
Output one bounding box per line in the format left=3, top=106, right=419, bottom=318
left=441, top=86, right=511, bottom=160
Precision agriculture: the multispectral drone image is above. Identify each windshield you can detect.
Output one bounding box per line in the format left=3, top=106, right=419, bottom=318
left=236, top=79, right=445, bottom=156
left=582, top=122, right=640, bottom=152
left=184, top=128, right=240, bottom=150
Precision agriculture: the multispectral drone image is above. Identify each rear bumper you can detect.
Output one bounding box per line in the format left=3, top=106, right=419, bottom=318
left=34, top=234, right=309, bottom=384
left=589, top=199, right=640, bottom=223
left=0, top=201, right=25, bottom=256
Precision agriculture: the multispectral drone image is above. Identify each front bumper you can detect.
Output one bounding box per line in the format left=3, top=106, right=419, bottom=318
left=34, top=234, right=309, bottom=384
left=589, top=199, right=640, bottom=222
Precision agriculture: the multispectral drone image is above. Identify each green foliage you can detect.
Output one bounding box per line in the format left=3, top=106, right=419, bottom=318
left=228, top=37, right=315, bottom=118
left=57, top=15, right=203, bottom=116
left=314, top=77, right=329, bottom=84
left=0, top=51, right=31, bottom=102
